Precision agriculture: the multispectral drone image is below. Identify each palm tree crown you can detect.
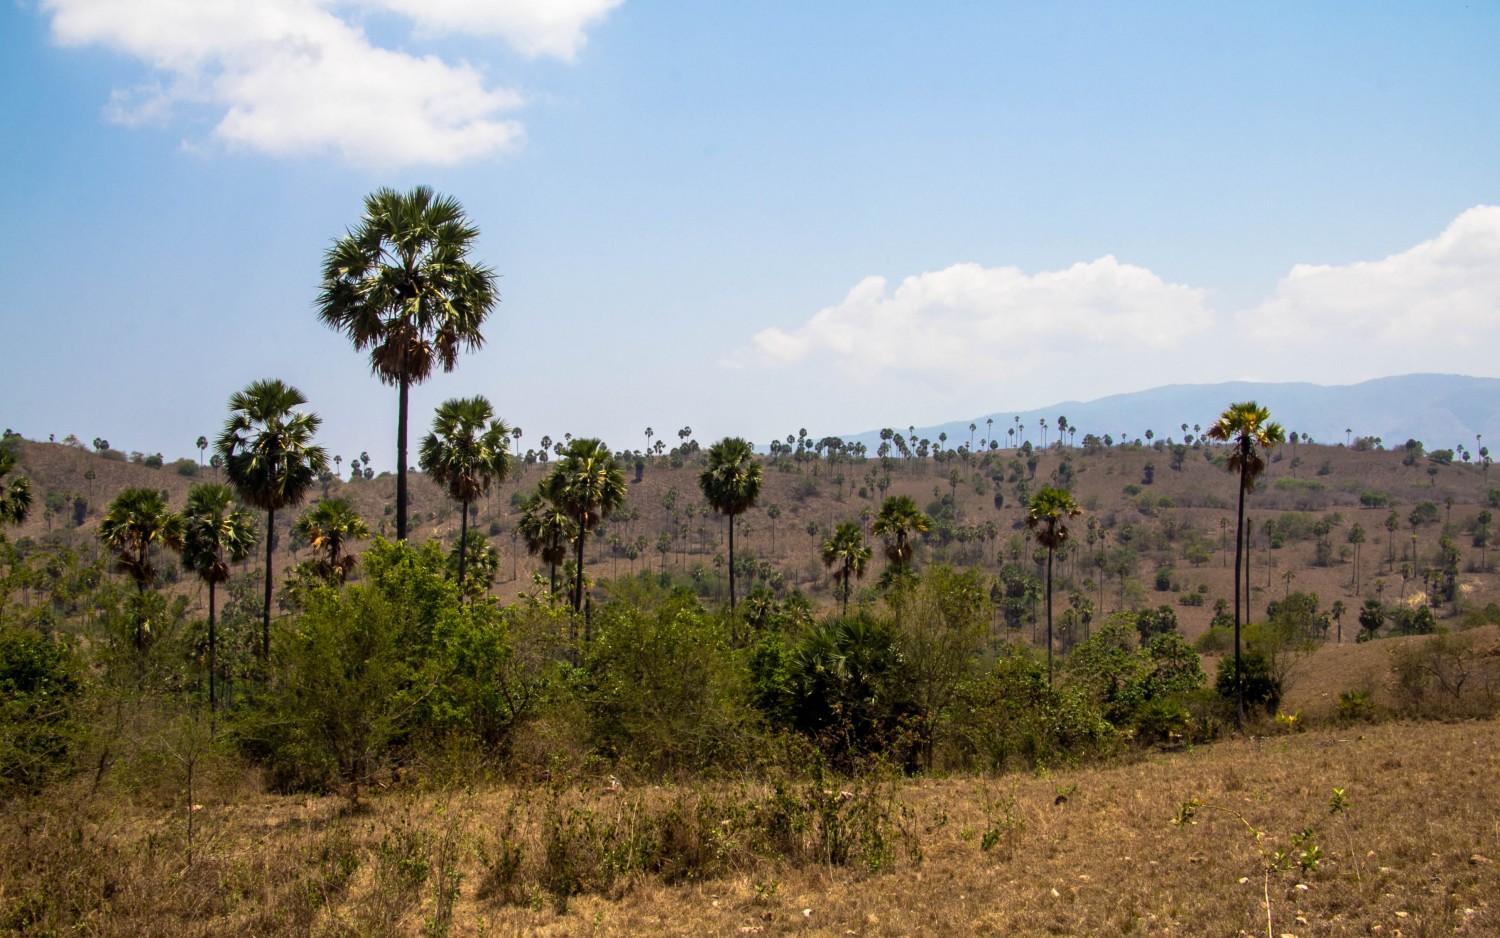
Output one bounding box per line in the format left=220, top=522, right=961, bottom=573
left=1205, top=400, right=1285, bottom=729
left=98, top=486, right=185, bottom=651
left=518, top=488, right=576, bottom=596
left=821, top=521, right=872, bottom=615
left=294, top=497, right=370, bottom=584
left=216, top=378, right=328, bottom=658
left=1026, top=485, right=1082, bottom=684
left=699, top=436, right=763, bottom=611
left=0, top=450, right=31, bottom=526
left=544, top=438, right=626, bottom=613
left=99, top=486, right=185, bottom=591
left=872, top=494, right=931, bottom=569
left=419, top=396, right=512, bottom=597
left=316, top=186, right=498, bottom=542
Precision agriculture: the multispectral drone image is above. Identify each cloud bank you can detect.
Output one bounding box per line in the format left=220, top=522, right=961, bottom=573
left=42, top=0, right=622, bottom=166
left=734, top=206, right=1500, bottom=406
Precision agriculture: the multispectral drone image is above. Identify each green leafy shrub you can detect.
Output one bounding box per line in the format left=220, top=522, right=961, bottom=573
left=0, top=626, right=84, bottom=796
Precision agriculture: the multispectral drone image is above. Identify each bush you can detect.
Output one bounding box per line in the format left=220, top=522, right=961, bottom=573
left=0, top=626, right=84, bottom=796
left=581, top=583, right=758, bottom=775
left=238, top=540, right=549, bottom=794
left=1214, top=650, right=1281, bottom=716
left=950, top=646, right=1115, bottom=771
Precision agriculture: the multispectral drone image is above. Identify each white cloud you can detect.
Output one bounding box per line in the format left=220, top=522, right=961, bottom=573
left=1241, top=205, right=1500, bottom=356
left=733, top=256, right=1213, bottom=387
left=368, top=0, right=623, bottom=60
left=732, top=206, right=1500, bottom=411
left=41, top=0, right=618, bottom=166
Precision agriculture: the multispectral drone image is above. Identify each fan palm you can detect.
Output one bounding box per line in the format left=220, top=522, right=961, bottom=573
left=1206, top=401, right=1284, bottom=729
left=0, top=450, right=31, bottom=526
left=316, top=186, right=499, bottom=542
left=698, top=436, right=763, bottom=611
left=1026, top=485, right=1082, bottom=685
left=98, top=486, right=185, bottom=650
left=447, top=530, right=499, bottom=600
left=216, top=379, right=328, bottom=659
left=872, top=494, right=931, bottom=571
left=181, top=483, right=258, bottom=709
left=418, top=395, right=513, bottom=598
left=543, top=438, right=626, bottom=613
left=821, top=521, right=872, bottom=615
left=518, top=489, right=575, bottom=595
left=294, top=497, right=370, bottom=584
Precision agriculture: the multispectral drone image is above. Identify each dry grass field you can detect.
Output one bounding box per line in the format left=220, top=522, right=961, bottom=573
left=5, top=718, right=1499, bottom=937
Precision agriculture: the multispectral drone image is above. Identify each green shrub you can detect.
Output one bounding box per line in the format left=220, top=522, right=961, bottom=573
left=581, top=587, right=757, bottom=775
left=0, top=626, right=84, bottom=796
left=1214, top=649, right=1281, bottom=716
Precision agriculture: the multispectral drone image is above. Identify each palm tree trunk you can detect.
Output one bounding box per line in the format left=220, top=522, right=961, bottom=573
left=728, top=514, right=737, bottom=611
left=262, top=506, right=275, bottom=660
left=1232, top=467, right=1247, bottom=731
left=208, top=578, right=217, bottom=713
left=396, top=371, right=409, bottom=541
left=457, top=497, right=470, bottom=601
left=1045, top=548, right=1055, bottom=685
left=574, top=531, right=586, bottom=613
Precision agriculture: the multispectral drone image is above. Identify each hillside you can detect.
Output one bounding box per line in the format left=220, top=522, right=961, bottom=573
left=6, top=433, right=1497, bottom=638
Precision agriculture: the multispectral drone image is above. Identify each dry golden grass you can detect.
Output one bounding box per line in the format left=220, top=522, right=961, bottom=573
left=6, top=719, right=1500, bottom=937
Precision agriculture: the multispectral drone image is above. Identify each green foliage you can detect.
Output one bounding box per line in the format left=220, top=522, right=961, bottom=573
left=579, top=590, right=754, bottom=774
left=784, top=614, right=917, bottom=771
left=1066, top=616, right=1205, bottom=743
left=0, top=626, right=84, bottom=796
left=951, top=646, right=1116, bottom=771
left=239, top=540, right=549, bottom=793
left=1214, top=649, right=1281, bottom=715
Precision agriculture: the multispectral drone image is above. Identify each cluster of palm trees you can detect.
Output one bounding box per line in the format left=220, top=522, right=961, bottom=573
left=72, top=181, right=1296, bottom=731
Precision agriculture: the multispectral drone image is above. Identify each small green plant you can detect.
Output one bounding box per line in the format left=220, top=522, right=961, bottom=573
left=977, top=787, right=1026, bottom=859
left=1173, top=787, right=1351, bottom=937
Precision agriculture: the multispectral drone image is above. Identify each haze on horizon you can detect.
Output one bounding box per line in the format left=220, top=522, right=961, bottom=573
left=2, top=2, right=1498, bottom=469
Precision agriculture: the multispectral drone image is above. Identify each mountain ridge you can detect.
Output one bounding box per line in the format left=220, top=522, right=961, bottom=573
left=845, top=373, right=1500, bottom=453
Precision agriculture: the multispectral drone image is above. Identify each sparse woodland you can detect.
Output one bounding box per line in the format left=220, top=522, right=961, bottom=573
left=3, top=190, right=1499, bottom=935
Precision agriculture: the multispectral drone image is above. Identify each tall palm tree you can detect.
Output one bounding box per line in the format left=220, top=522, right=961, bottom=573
left=1026, top=485, right=1081, bottom=685
left=181, top=483, right=258, bottom=710
left=543, top=438, right=626, bottom=613
left=821, top=521, right=872, bottom=615
left=872, top=494, right=931, bottom=574
left=0, top=450, right=31, bottom=526
left=1206, top=401, right=1285, bottom=729
left=698, top=436, right=763, bottom=611
left=98, top=486, right=185, bottom=650
left=216, top=379, right=328, bottom=659
left=294, top=497, right=370, bottom=584
left=316, top=186, right=499, bottom=542
left=418, top=395, right=513, bottom=597
left=518, top=488, right=575, bottom=595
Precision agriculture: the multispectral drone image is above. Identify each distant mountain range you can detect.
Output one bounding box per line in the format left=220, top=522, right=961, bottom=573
left=845, top=374, right=1499, bottom=453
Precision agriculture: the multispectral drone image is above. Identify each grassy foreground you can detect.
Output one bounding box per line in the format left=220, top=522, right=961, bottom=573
left=5, top=718, right=1498, bottom=937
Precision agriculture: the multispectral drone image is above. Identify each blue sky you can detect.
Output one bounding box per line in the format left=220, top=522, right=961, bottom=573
left=2, top=1, right=1498, bottom=468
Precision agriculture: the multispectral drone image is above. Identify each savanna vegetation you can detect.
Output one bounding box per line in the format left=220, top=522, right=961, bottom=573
left=4, top=190, right=1499, bottom=936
